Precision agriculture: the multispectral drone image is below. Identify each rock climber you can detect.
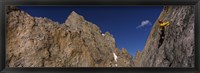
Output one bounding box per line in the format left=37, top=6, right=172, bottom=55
left=158, top=20, right=170, bottom=47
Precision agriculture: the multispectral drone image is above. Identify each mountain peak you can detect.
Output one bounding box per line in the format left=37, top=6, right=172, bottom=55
left=7, top=7, right=135, bottom=67
left=65, top=11, right=85, bottom=24
left=70, top=11, right=79, bottom=16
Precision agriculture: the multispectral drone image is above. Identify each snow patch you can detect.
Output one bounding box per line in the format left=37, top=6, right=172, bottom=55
left=102, top=34, right=105, bottom=36
left=113, top=52, right=118, bottom=67
left=113, top=52, right=118, bottom=62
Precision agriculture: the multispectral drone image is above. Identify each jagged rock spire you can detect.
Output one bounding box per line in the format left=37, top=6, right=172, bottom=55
left=65, top=11, right=85, bottom=25
left=7, top=7, right=134, bottom=67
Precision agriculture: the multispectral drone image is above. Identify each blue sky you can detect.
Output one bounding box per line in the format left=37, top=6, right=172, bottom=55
left=18, top=6, right=163, bottom=57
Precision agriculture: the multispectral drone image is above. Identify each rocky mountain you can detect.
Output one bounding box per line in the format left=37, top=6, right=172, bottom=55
left=6, top=6, right=134, bottom=67
left=6, top=6, right=194, bottom=67
left=133, top=6, right=194, bottom=67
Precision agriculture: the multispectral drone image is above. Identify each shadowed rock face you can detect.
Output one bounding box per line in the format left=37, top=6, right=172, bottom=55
left=133, top=6, right=194, bottom=67
left=6, top=6, right=134, bottom=67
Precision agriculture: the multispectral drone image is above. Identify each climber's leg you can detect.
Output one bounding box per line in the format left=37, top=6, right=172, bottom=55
left=158, top=28, right=165, bottom=48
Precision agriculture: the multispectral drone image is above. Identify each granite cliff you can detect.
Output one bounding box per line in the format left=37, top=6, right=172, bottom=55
left=6, top=6, right=134, bottom=67
left=133, top=6, right=194, bottom=67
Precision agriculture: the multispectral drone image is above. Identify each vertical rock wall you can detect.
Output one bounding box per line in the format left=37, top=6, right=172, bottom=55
left=133, top=6, right=194, bottom=67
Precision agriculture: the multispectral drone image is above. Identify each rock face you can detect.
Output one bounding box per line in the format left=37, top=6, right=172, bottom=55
left=133, top=6, right=194, bottom=67
left=6, top=6, right=194, bottom=67
left=6, top=6, right=134, bottom=67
